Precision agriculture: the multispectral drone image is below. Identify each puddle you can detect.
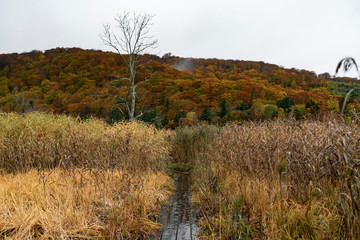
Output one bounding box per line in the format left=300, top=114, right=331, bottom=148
left=152, top=171, right=199, bottom=240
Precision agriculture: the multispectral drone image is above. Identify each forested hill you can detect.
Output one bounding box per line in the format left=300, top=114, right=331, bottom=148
left=0, top=47, right=359, bottom=127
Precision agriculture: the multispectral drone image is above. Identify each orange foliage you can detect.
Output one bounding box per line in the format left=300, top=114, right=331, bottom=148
left=0, top=47, right=358, bottom=126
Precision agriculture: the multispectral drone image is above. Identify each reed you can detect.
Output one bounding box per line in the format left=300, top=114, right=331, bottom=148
left=0, top=112, right=172, bottom=173
left=192, top=115, right=360, bottom=239
left=2, top=112, right=360, bottom=239
left=0, top=169, right=173, bottom=239
left=0, top=112, right=174, bottom=239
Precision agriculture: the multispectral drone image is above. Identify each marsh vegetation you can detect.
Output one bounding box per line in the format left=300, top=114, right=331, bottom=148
left=0, top=112, right=359, bottom=239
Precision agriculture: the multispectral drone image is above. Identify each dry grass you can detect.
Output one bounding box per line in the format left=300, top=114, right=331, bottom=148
left=0, top=169, right=173, bottom=239
left=189, top=117, right=360, bottom=239
left=0, top=112, right=174, bottom=239
left=2, top=112, right=360, bottom=239
left=0, top=112, right=171, bottom=173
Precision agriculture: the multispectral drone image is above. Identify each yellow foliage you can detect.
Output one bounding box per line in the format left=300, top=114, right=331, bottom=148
left=327, top=97, right=340, bottom=112
left=186, top=111, right=196, bottom=120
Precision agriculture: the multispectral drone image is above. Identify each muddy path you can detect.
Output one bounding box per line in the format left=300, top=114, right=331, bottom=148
left=152, top=171, right=199, bottom=240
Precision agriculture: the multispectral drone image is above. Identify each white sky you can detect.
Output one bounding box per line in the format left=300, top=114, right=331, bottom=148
left=0, top=0, right=359, bottom=77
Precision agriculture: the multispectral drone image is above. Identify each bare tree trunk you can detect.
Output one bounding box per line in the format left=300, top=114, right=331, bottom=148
left=100, top=12, right=158, bottom=121
left=129, top=71, right=136, bottom=120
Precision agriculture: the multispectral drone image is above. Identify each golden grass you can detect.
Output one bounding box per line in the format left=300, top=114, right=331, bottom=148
left=194, top=168, right=342, bottom=239
left=0, top=169, right=173, bottom=239
left=2, top=112, right=360, bottom=239
left=189, top=117, right=360, bottom=239
left=0, top=112, right=172, bottom=172
left=0, top=112, right=174, bottom=239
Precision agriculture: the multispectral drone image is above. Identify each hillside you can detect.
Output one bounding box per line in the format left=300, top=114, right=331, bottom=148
left=0, top=47, right=359, bottom=127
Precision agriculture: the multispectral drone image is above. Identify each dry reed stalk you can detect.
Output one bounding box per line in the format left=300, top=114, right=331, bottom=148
left=0, top=112, right=173, bottom=172
left=0, top=169, right=173, bottom=239
left=192, top=117, right=360, bottom=239
left=0, top=112, right=175, bottom=239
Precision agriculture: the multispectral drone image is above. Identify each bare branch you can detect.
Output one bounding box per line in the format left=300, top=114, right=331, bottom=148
left=135, top=111, right=145, bottom=119
left=100, top=12, right=158, bottom=120
left=134, top=104, right=150, bottom=119
left=111, top=104, right=125, bottom=116
left=109, top=75, right=129, bottom=81
left=135, top=73, right=154, bottom=89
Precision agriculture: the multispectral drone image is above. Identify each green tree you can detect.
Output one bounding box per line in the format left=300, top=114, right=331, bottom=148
left=263, top=105, right=278, bottom=118
left=140, top=109, right=160, bottom=127
left=248, top=87, right=255, bottom=108
left=235, top=102, right=248, bottom=111
left=198, top=106, right=212, bottom=123
left=277, top=96, right=295, bottom=113
left=249, top=102, right=265, bottom=119
left=292, top=104, right=306, bottom=119
left=161, top=115, right=169, bottom=127
left=107, top=107, right=122, bottom=124
left=174, top=110, right=186, bottom=126
left=217, top=99, right=230, bottom=119
left=163, top=98, right=170, bottom=113
left=305, top=99, right=319, bottom=114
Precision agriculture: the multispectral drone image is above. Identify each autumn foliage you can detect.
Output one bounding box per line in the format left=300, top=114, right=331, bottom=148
left=0, top=48, right=359, bottom=127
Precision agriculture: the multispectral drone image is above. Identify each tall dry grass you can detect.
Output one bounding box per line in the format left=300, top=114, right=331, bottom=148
left=170, top=124, right=218, bottom=165
left=189, top=117, right=360, bottom=239
left=0, top=169, right=173, bottom=239
left=2, top=112, right=360, bottom=239
left=0, top=112, right=171, bottom=172
left=0, top=112, right=174, bottom=239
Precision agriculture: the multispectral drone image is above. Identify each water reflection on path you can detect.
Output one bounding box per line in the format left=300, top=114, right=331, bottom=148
left=153, top=171, right=198, bottom=240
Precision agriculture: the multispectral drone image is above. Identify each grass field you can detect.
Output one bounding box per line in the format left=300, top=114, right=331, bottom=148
left=179, top=117, right=360, bottom=239
left=0, top=112, right=173, bottom=239
left=0, top=112, right=359, bottom=239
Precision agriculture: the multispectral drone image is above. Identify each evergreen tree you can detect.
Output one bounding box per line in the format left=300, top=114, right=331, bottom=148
left=305, top=99, right=319, bottom=114
left=107, top=107, right=122, bottom=124
left=277, top=96, right=295, bottom=113
left=163, top=98, right=170, bottom=113
left=217, top=99, right=230, bottom=118
left=198, top=106, right=212, bottom=123
left=235, top=102, right=248, bottom=111
left=140, top=109, right=160, bottom=127
left=248, top=87, right=255, bottom=108
left=174, top=110, right=186, bottom=124
left=79, top=112, right=89, bottom=121
left=161, top=115, right=169, bottom=127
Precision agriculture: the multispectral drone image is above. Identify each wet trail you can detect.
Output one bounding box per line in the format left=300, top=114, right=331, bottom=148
left=152, top=171, right=199, bottom=240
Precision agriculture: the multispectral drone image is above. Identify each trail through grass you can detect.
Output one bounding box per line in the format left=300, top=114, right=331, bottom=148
left=1, top=112, right=360, bottom=239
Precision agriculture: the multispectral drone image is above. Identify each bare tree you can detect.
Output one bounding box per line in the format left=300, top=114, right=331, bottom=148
left=100, top=12, right=158, bottom=120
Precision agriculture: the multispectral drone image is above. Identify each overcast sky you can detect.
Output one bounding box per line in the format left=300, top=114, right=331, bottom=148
left=0, top=0, right=359, bottom=77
